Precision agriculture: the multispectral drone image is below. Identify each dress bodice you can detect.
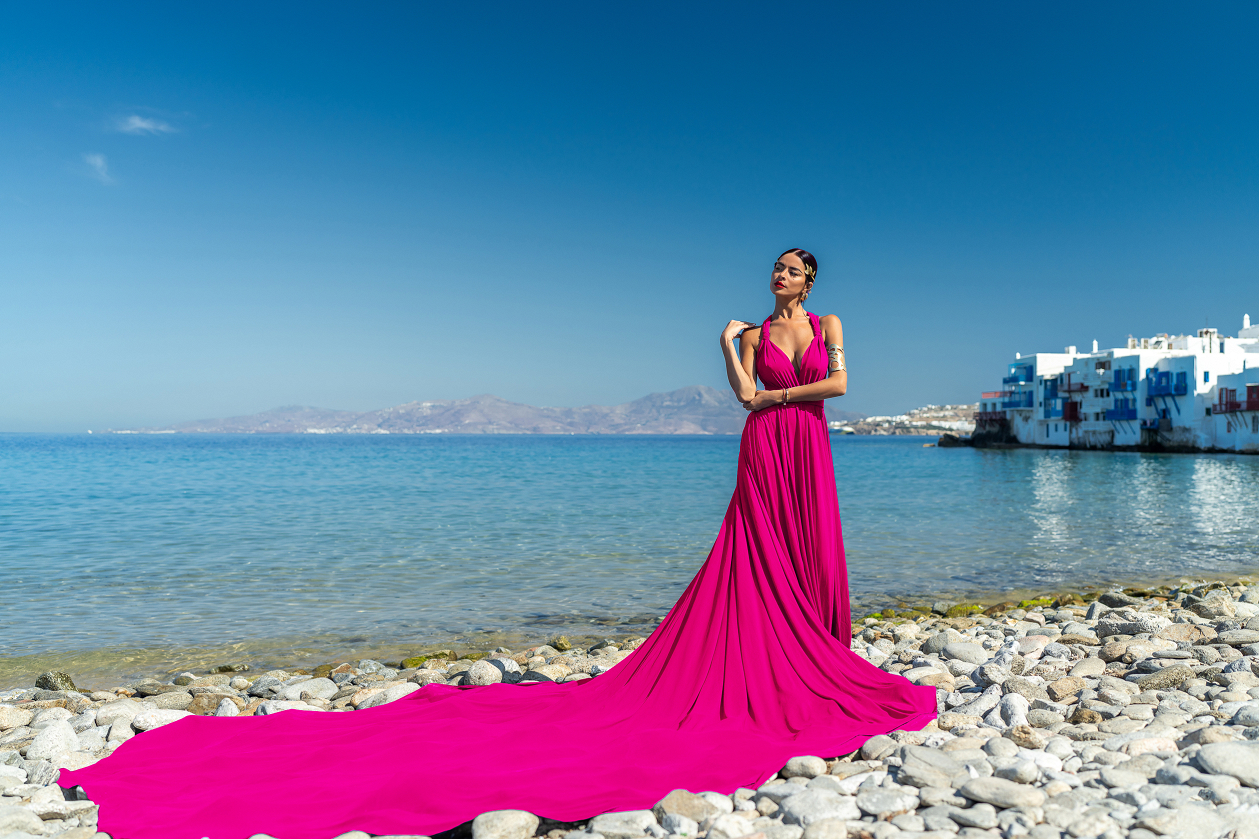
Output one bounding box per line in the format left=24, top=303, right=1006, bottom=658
left=755, top=311, right=827, bottom=393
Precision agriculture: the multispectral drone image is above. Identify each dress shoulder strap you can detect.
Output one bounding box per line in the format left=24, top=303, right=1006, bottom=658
left=759, top=316, right=772, bottom=349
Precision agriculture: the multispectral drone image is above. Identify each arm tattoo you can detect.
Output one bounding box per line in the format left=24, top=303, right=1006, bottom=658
left=826, top=344, right=845, bottom=373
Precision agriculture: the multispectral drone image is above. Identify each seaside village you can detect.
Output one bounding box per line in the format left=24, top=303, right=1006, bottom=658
left=974, top=315, right=1259, bottom=453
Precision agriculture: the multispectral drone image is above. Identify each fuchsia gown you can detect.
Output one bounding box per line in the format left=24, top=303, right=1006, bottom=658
left=62, top=311, right=936, bottom=839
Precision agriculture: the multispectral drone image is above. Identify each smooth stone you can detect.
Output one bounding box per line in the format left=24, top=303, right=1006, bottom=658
left=781, top=756, right=827, bottom=778
left=589, top=810, right=658, bottom=839
left=1219, top=630, right=1259, bottom=646
left=1099, top=767, right=1146, bottom=788
left=472, top=809, right=540, bottom=839
left=936, top=712, right=982, bottom=731
left=214, top=698, right=240, bottom=716
left=951, top=802, right=999, bottom=828
left=151, top=690, right=194, bottom=710
left=0, top=708, right=34, bottom=732
left=279, top=677, right=338, bottom=701
left=1069, top=658, right=1106, bottom=678
left=706, top=813, right=753, bottom=839
left=76, top=728, right=106, bottom=752
left=1136, top=665, right=1195, bottom=690
left=943, top=642, right=989, bottom=665
left=855, top=787, right=917, bottom=819
left=359, top=682, right=421, bottom=708
left=902, top=745, right=963, bottom=775
left=860, top=735, right=897, bottom=761
left=107, top=721, right=135, bottom=742
left=1047, top=676, right=1087, bottom=702
left=922, top=630, right=964, bottom=655
left=94, top=698, right=143, bottom=728
left=0, top=804, right=45, bottom=834
left=959, top=777, right=1046, bottom=809
left=131, top=709, right=193, bottom=730
left=24, top=720, right=77, bottom=762
left=799, top=818, right=847, bottom=839
left=696, top=791, right=734, bottom=815
left=778, top=790, right=861, bottom=825
left=661, top=812, right=699, bottom=837
left=256, top=700, right=319, bottom=715
left=187, top=693, right=243, bottom=715
left=466, top=661, right=503, bottom=686
left=1195, top=742, right=1259, bottom=787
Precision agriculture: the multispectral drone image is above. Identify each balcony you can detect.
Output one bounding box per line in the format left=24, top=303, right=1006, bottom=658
left=1002, top=393, right=1034, bottom=410
left=1043, top=405, right=1063, bottom=419
left=1060, top=381, right=1087, bottom=392
left=1216, top=397, right=1259, bottom=413
left=981, top=391, right=1012, bottom=399
left=974, top=411, right=1006, bottom=422
left=1140, top=418, right=1160, bottom=430
left=1111, top=380, right=1137, bottom=393
left=1106, top=407, right=1138, bottom=421
left=1147, top=369, right=1189, bottom=396
left=1003, top=365, right=1034, bottom=385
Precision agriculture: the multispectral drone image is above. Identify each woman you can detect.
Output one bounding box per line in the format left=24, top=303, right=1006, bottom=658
left=62, top=249, right=936, bottom=839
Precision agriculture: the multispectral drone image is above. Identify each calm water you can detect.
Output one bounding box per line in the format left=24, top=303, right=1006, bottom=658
left=2, top=433, right=1258, bottom=685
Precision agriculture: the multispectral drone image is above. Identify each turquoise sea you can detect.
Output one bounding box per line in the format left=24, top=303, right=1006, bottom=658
left=2, top=433, right=1258, bottom=686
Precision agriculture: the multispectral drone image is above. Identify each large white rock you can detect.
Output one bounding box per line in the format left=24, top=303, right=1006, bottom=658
left=25, top=720, right=78, bottom=762
left=466, top=660, right=503, bottom=686
left=107, top=721, right=135, bottom=742
left=706, top=813, right=753, bottom=839
left=471, top=809, right=540, bottom=839
left=356, top=683, right=421, bottom=709
left=0, top=706, right=34, bottom=731
left=779, top=790, right=861, bottom=825
left=781, top=756, right=827, bottom=778
left=215, top=697, right=240, bottom=716
left=256, top=700, right=321, bottom=716
left=1197, top=742, right=1259, bottom=787
left=131, top=709, right=193, bottom=731
left=95, top=698, right=144, bottom=728
left=589, top=810, right=658, bottom=839
left=279, top=677, right=338, bottom=701
left=0, top=804, right=44, bottom=834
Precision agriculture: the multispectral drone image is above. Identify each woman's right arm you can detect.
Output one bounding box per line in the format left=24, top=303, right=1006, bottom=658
left=720, top=320, right=758, bottom=403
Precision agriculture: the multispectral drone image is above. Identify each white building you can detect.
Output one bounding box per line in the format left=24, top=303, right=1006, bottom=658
left=974, top=315, right=1259, bottom=453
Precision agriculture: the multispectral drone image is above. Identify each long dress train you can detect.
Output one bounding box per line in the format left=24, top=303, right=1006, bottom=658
left=61, top=311, right=937, bottom=839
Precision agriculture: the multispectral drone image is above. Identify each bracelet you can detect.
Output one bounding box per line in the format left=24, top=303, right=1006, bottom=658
left=783, top=388, right=789, bottom=403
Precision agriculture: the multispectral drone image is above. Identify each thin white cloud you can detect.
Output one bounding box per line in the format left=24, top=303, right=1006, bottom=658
left=116, top=115, right=177, bottom=135
left=83, top=153, right=113, bottom=184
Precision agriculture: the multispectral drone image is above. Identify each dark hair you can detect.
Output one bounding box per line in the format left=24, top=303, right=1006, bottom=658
left=779, top=248, right=817, bottom=283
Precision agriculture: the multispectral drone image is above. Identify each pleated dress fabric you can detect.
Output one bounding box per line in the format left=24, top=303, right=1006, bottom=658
left=61, top=311, right=937, bottom=839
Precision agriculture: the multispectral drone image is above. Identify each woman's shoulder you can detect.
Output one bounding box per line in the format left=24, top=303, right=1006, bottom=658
left=817, top=313, right=843, bottom=341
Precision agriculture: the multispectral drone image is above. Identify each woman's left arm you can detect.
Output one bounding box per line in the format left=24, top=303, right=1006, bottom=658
left=743, top=315, right=846, bottom=410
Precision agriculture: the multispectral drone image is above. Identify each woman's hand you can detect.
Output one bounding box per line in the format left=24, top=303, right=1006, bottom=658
left=743, top=390, right=784, bottom=412
left=720, top=319, right=756, bottom=346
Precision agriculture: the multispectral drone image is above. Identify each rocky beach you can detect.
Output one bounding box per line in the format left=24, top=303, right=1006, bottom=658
left=6, top=580, right=1259, bottom=839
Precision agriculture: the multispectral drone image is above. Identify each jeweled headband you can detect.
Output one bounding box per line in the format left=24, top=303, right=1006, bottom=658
left=779, top=248, right=817, bottom=282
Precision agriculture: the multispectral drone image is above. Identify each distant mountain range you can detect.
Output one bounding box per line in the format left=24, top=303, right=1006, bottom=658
left=116, top=386, right=868, bottom=435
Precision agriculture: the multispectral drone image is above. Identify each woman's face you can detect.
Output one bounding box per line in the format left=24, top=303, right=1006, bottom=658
left=771, top=253, right=811, bottom=301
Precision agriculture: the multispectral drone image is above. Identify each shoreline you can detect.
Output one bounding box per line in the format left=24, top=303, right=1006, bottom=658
left=6, top=572, right=1259, bottom=838
left=6, top=570, right=1257, bottom=694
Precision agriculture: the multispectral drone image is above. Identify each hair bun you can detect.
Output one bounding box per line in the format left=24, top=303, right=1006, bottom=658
left=779, top=248, right=817, bottom=280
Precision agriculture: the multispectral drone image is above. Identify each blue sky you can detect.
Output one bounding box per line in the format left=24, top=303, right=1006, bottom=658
left=3, top=2, right=1256, bottom=430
